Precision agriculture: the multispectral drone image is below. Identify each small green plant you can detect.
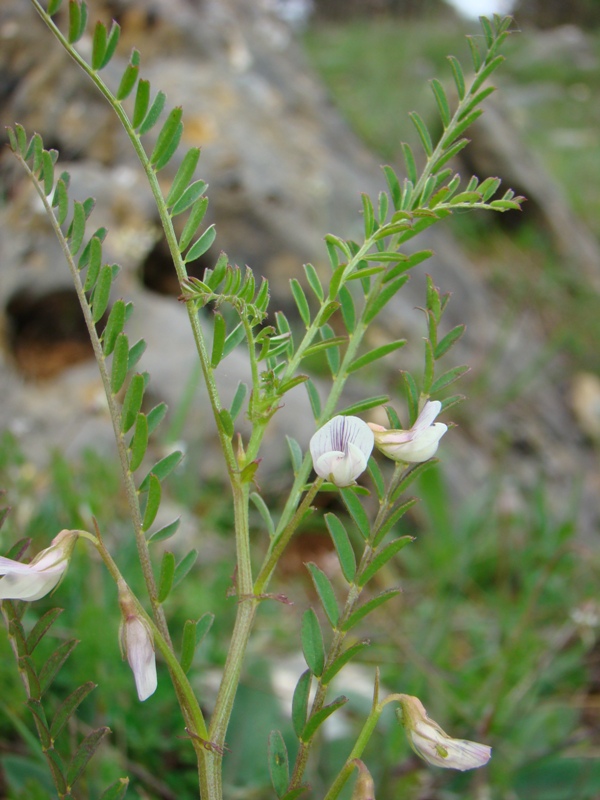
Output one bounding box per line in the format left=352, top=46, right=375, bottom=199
left=2, top=4, right=527, bottom=799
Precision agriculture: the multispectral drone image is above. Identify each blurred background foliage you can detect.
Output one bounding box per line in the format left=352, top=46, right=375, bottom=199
left=1, top=1, right=600, bottom=799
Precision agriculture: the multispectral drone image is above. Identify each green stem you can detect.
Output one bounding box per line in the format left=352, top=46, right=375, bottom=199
left=205, top=478, right=256, bottom=796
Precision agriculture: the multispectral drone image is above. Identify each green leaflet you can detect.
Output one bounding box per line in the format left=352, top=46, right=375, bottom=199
left=347, top=340, right=406, bottom=374
left=286, top=436, right=303, bottom=475
left=341, top=589, right=401, bottom=632
left=150, top=107, right=183, bottom=168
left=132, top=78, right=150, bottom=129
left=430, top=364, right=470, bottom=394
left=303, top=263, right=323, bottom=301
left=173, top=549, right=198, bottom=587
left=120, top=372, right=145, bottom=433
left=138, top=91, right=167, bottom=135
left=435, top=324, right=465, bottom=359
left=171, top=179, right=208, bottom=216
left=142, top=474, right=161, bottom=531
left=340, top=488, right=370, bottom=539
left=127, top=339, right=147, bottom=372
left=361, top=192, right=375, bottom=237
left=67, top=0, right=88, bottom=44
left=325, top=513, right=356, bottom=583
left=409, top=111, right=433, bottom=156
left=110, top=332, right=129, bottom=394
left=250, top=492, right=275, bottom=538
left=292, top=669, right=311, bottom=738
left=210, top=312, right=226, bottom=368
left=301, top=608, right=324, bottom=677
left=321, top=640, right=370, bottom=684
left=338, top=285, right=355, bottom=332
left=147, top=516, right=180, bottom=544
left=178, top=197, right=208, bottom=252
left=147, top=401, right=168, bottom=435
left=306, top=563, right=339, bottom=628
left=358, top=536, right=413, bottom=586
left=301, top=696, right=348, bottom=742
left=184, top=224, right=216, bottom=263
left=166, top=148, right=201, bottom=208
left=26, top=608, right=63, bottom=654
left=90, top=264, right=112, bottom=320
left=116, top=60, right=139, bottom=101
left=447, top=54, right=466, bottom=99
left=431, top=78, right=451, bottom=127
left=373, top=498, right=418, bottom=547
left=139, top=450, right=183, bottom=492
left=129, top=413, right=149, bottom=473
left=305, top=379, right=321, bottom=420
left=50, top=682, right=95, bottom=740
left=39, top=639, right=78, bottom=696
left=99, top=21, right=121, bottom=70
left=337, top=395, right=389, bottom=417
left=68, top=200, right=86, bottom=255
left=100, top=778, right=129, bottom=800
left=229, top=381, right=247, bottom=421
left=290, top=278, right=311, bottom=327
left=157, top=551, right=176, bottom=603
left=365, top=457, right=384, bottom=502
left=268, top=730, right=290, bottom=799
left=66, top=727, right=110, bottom=789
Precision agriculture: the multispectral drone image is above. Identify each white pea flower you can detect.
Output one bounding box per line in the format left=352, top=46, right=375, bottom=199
left=368, top=400, right=447, bottom=463
left=0, top=530, right=78, bottom=601
left=120, top=614, right=158, bottom=702
left=398, top=695, right=491, bottom=771
left=310, top=415, right=374, bottom=487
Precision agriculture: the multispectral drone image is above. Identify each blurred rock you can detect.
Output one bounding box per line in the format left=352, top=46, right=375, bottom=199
left=571, top=372, right=600, bottom=441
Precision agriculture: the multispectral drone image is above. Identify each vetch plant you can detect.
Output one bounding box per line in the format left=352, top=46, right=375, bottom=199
left=1, top=4, right=525, bottom=799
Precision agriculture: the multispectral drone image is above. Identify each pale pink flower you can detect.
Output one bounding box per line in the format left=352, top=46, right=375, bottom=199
left=368, top=400, right=447, bottom=463
left=310, top=415, right=374, bottom=487
left=398, top=695, right=491, bottom=771
left=0, top=530, right=78, bottom=601
left=120, top=615, right=158, bottom=702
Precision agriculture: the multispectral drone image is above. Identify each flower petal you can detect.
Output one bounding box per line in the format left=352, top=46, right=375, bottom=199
left=392, top=423, right=447, bottom=462
left=412, top=400, right=442, bottom=433
left=310, top=416, right=374, bottom=486
left=398, top=694, right=491, bottom=772
left=0, top=568, right=64, bottom=601
left=124, top=617, right=158, bottom=702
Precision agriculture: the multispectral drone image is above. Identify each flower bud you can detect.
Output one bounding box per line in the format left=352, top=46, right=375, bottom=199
left=368, top=401, right=447, bottom=463
left=351, top=759, right=375, bottom=800
left=398, top=695, right=491, bottom=771
left=0, top=529, right=78, bottom=601
left=119, top=586, right=158, bottom=702
left=310, top=415, right=374, bottom=487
